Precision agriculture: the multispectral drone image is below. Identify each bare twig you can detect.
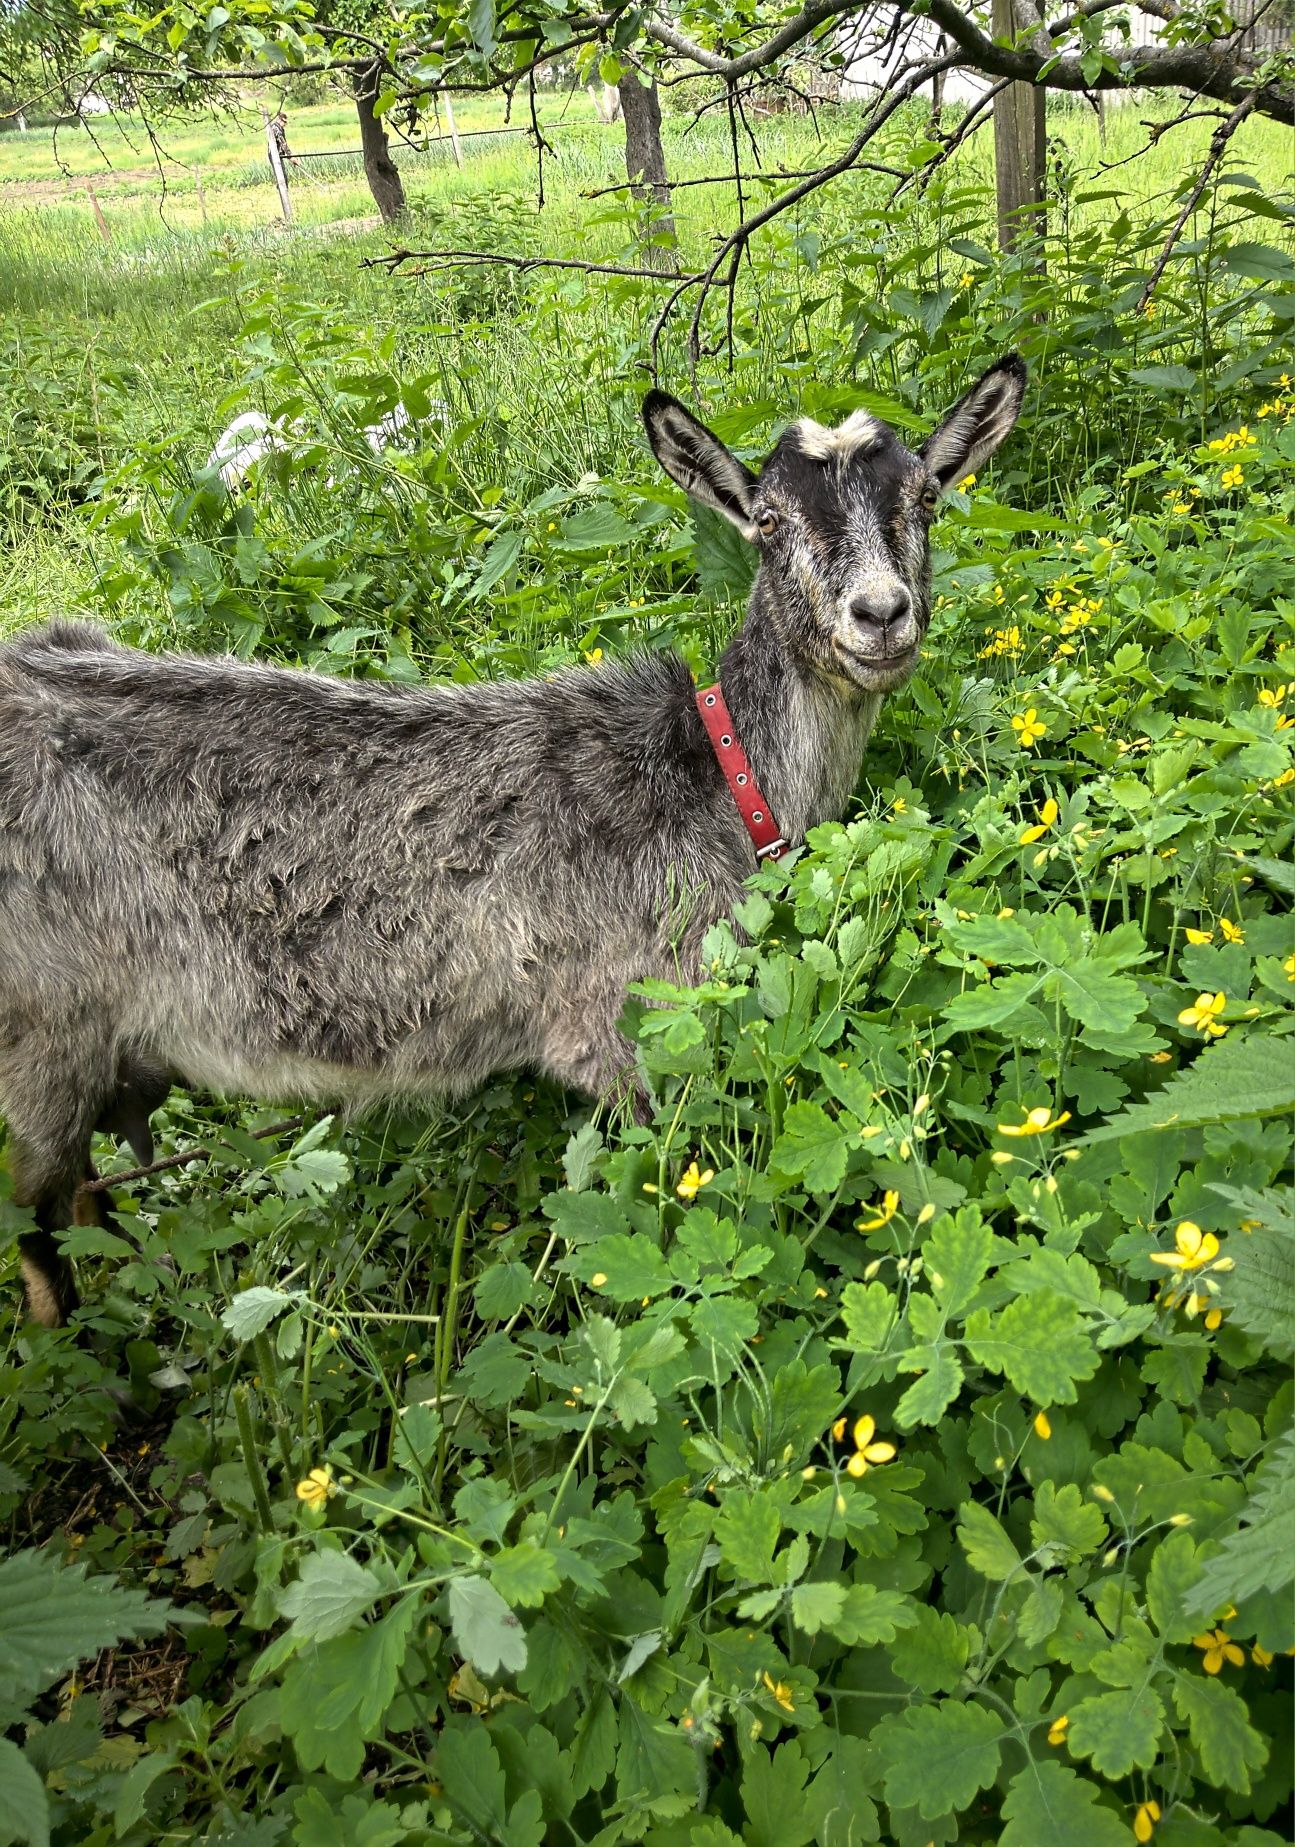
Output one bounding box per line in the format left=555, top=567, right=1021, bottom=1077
left=1136, top=93, right=1259, bottom=311
left=82, top=1115, right=306, bottom=1193
left=359, top=247, right=704, bottom=285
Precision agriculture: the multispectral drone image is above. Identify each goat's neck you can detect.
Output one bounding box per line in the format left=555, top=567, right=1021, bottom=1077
left=717, top=601, right=882, bottom=842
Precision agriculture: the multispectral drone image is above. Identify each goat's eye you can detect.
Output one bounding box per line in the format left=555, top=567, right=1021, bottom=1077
left=756, top=509, right=779, bottom=537
left=921, top=485, right=941, bottom=513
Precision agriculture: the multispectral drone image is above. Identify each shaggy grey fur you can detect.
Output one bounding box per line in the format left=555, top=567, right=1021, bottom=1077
left=0, top=359, right=1024, bottom=1323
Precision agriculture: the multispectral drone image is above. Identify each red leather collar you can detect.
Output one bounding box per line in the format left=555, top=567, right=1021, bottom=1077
left=696, top=682, right=789, bottom=862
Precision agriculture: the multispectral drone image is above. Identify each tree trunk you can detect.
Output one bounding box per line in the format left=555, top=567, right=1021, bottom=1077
left=354, top=64, right=406, bottom=224
left=991, top=0, right=1046, bottom=256
left=616, top=70, right=676, bottom=269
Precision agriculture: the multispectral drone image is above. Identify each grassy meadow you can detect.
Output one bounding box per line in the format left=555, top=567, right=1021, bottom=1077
left=1, top=76, right=1294, bottom=1847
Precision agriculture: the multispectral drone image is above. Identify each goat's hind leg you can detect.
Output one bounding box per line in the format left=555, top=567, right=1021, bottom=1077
left=1, top=1035, right=112, bottom=1328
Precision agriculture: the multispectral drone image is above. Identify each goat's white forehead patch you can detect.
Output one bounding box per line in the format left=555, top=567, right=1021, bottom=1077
left=791, top=409, right=881, bottom=462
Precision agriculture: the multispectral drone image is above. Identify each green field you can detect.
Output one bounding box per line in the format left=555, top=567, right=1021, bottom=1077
left=1, top=79, right=1293, bottom=1847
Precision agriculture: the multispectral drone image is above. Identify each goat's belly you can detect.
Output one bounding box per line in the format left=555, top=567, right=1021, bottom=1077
left=160, top=1018, right=531, bottom=1114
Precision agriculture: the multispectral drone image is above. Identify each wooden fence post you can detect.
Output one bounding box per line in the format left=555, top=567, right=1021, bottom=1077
left=991, top=0, right=1046, bottom=255
left=442, top=93, right=464, bottom=169
left=261, top=105, right=293, bottom=225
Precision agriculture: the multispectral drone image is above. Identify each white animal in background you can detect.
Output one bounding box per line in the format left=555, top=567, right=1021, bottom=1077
left=204, top=400, right=445, bottom=492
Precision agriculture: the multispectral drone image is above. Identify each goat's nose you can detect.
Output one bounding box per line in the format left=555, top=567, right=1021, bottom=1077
left=850, top=586, right=912, bottom=630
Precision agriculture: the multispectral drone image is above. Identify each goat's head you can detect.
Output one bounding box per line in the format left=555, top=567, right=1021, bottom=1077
left=643, top=356, right=1026, bottom=695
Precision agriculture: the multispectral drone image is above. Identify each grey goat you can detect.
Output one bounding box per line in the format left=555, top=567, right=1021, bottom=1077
left=1, top=359, right=1025, bottom=1324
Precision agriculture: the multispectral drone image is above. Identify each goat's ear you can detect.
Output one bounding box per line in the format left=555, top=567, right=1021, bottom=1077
left=920, top=355, right=1027, bottom=491
left=642, top=391, right=758, bottom=537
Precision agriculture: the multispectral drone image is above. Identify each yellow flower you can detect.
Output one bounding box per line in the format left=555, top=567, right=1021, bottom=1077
left=892, top=796, right=908, bottom=815
left=1034, top=1409, right=1052, bottom=1440
left=762, top=1671, right=795, bottom=1713
left=959, top=472, right=977, bottom=488
left=1184, top=926, right=1213, bottom=946
left=295, top=1467, right=334, bottom=1509
left=1205, top=1306, right=1223, bottom=1331
left=847, top=1414, right=897, bottom=1476
left=584, top=646, right=603, bottom=662
left=1193, top=1627, right=1244, bottom=1674
left=1257, top=683, right=1290, bottom=707
left=1133, top=1799, right=1161, bottom=1843
left=590, top=1272, right=609, bottom=1287
left=1284, top=953, right=1295, bottom=982
left=1011, top=708, right=1047, bottom=749
left=1047, top=1712, right=1069, bottom=1746
left=1177, top=991, right=1228, bottom=1037
left=1218, top=917, right=1244, bottom=945
left=997, top=1105, right=1072, bottom=1138
left=676, top=1160, right=715, bottom=1201
left=856, top=1189, right=899, bottom=1232
left=1221, top=463, right=1244, bottom=488
left=1020, top=797, right=1059, bottom=844
left=1253, top=1643, right=1274, bottom=1667
left=1151, top=1220, right=1220, bottom=1272
left=960, top=272, right=974, bottom=287
left=831, top=1415, right=848, bottom=1442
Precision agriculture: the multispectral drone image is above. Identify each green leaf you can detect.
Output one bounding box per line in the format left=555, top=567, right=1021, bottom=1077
left=944, top=972, right=1043, bottom=1030
left=1049, top=962, right=1144, bottom=1035
left=277, top=1598, right=419, bottom=1780
left=830, top=1583, right=914, bottom=1645
left=878, top=1701, right=1006, bottom=1819
left=447, top=1574, right=527, bottom=1677
left=925, top=1207, right=994, bottom=1314
left=489, top=1542, right=559, bottom=1610
left=715, top=1489, right=781, bottom=1584
left=434, top=1723, right=509, bottom=1842
left=895, top=1344, right=964, bottom=1427
left=692, top=501, right=756, bottom=597
left=1031, top=1482, right=1107, bottom=1559
left=999, top=1761, right=1129, bottom=1846
left=965, top=1291, right=1099, bottom=1403
left=1128, top=363, right=1197, bottom=392
left=541, top=1189, right=628, bottom=1244
left=957, top=1502, right=1023, bottom=1582
left=221, top=1286, right=301, bottom=1340
left=791, top=1581, right=846, bottom=1635
left=113, top=1751, right=176, bottom=1840
left=1172, top=1671, right=1268, bottom=1794
left=1190, top=1426, right=1295, bottom=1610
left=467, top=0, right=496, bottom=54
left=0, top=1739, right=48, bottom=1847
left=1067, top=1686, right=1165, bottom=1776
left=840, top=1280, right=899, bottom=1354
left=279, top=1551, right=382, bottom=1642
left=1217, top=1218, right=1294, bottom=1358
left=772, top=1101, right=851, bottom=1193
left=0, top=1551, right=173, bottom=1711
left=888, top=1605, right=973, bottom=1694
left=1146, top=1530, right=1204, bottom=1643
left=805, top=1738, right=881, bottom=1846
left=741, top=1742, right=817, bottom=1847
left=1082, top=1031, right=1295, bottom=1142
left=570, top=1234, right=672, bottom=1301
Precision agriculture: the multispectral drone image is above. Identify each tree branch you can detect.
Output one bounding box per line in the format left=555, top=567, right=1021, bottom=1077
left=1136, top=91, right=1258, bottom=310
